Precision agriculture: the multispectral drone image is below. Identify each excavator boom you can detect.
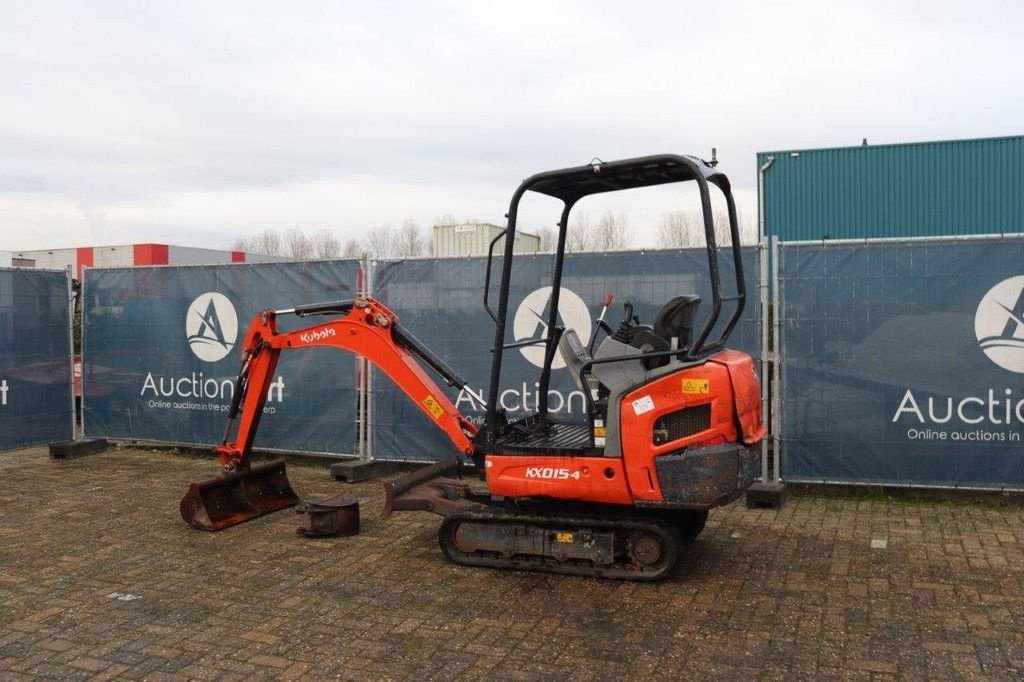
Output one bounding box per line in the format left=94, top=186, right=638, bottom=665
left=180, top=297, right=478, bottom=530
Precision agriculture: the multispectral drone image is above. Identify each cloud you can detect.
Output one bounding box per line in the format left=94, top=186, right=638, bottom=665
left=0, top=0, right=1022, bottom=249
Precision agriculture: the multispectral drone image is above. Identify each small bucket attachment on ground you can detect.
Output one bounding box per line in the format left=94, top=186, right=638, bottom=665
left=180, top=458, right=300, bottom=531
left=296, top=493, right=360, bottom=537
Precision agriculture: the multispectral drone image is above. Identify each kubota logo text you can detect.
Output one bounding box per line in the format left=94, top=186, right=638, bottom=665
left=186, top=292, right=238, bottom=363
left=299, top=328, right=336, bottom=344
left=976, top=275, right=1024, bottom=374
left=513, top=287, right=591, bottom=369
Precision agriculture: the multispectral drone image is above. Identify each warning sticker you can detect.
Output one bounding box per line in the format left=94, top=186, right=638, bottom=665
left=682, top=379, right=710, bottom=394
left=422, top=394, right=445, bottom=420
left=631, top=395, right=655, bottom=415
left=556, top=532, right=574, bottom=543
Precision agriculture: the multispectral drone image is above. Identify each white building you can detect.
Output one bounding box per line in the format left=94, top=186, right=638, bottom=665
left=432, top=223, right=542, bottom=257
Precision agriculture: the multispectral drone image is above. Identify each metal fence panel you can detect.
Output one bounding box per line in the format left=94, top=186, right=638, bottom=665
left=371, top=248, right=760, bottom=462
left=779, top=236, right=1024, bottom=488
left=0, top=268, right=73, bottom=451
left=82, top=260, right=360, bottom=454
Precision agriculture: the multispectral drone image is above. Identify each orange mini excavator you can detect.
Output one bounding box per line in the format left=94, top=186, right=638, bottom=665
left=180, top=154, right=766, bottom=580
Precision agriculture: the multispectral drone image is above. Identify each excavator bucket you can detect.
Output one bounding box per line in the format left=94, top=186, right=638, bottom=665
left=180, top=458, right=299, bottom=531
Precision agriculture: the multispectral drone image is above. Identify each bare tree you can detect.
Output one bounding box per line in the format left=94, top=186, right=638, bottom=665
left=655, top=208, right=757, bottom=248
left=310, top=228, right=341, bottom=259
left=657, top=210, right=699, bottom=248
left=593, top=211, right=631, bottom=251
left=566, top=213, right=596, bottom=252
left=231, top=227, right=346, bottom=259
left=324, top=219, right=432, bottom=259
left=534, top=226, right=557, bottom=252
left=737, top=210, right=757, bottom=245
left=342, top=238, right=362, bottom=258
left=433, top=214, right=480, bottom=227
left=231, top=229, right=283, bottom=256
left=364, top=226, right=395, bottom=259
left=713, top=208, right=756, bottom=246
left=284, top=226, right=313, bottom=259
left=394, top=219, right=426, bottom=257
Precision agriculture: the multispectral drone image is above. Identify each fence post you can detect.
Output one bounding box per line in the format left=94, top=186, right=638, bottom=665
left=745, top=235, right=791, bottom=508
left=770, top=236, right=782, bottom=483
left=66, top=265, right=77, bottom=441
left=354, top=257, right=366, bottom=460
left=79, top=266, right=88, bottom=441
left=758, top=240, right=769, bottom=482
left=362, top=253, right=374, bottom=461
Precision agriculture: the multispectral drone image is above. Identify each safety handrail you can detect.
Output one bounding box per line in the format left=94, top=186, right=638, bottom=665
left=684, top=173, right=746, bottom=360
left=482, top=229, right=507, bottom=323
left=496, top=336, right=547, bottom=351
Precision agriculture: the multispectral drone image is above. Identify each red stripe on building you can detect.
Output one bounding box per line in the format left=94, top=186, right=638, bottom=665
left=76, top=247, right=94, bottom=280
left=133, top=243, right=169, bottom=266
left=231, top=251, right=246, bottom=263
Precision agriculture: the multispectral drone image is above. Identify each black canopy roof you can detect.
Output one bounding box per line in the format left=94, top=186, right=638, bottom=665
left=522, top=154, right=729, bottom=203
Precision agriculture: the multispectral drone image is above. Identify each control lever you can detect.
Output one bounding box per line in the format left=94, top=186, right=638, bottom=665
left=586, top=294, right=614, bottom=351
left=611, top=299, right=639, bottom=343
left=623, top=300, right=638, bottom=325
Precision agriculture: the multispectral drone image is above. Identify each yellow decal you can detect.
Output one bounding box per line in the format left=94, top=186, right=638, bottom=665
left=422, top=394, right=445, bottom=420
left=594, top=426, right=607, bottom=438
left=556, top=532, right=574, bottom=543
left=682, top=379, right=710, bottom=395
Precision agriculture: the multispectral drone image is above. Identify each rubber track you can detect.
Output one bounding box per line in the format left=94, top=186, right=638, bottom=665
left=437, top=509, right=682, bottom=581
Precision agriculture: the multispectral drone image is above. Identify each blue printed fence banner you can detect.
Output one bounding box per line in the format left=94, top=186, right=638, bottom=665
left=370, top=248, right=760, bottom=462
left=82, top=260, right=360, bottom=454
left=0, top=268, right=73, bottom=451
left=778, top=236, right=1024, bottom=488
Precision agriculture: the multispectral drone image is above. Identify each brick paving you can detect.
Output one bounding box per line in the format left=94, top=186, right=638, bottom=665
left=1, top=445, right=1023, bottom=680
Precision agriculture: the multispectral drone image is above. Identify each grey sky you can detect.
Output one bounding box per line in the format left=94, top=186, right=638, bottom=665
left=2, top=1, right=1022, bottom=250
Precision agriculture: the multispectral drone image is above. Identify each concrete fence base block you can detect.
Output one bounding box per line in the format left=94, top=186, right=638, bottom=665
left=49, top=438, right=109, bottom=460
left=329, top=459, right=399, bottom=483
left=746, top=481, right=791, bottom=510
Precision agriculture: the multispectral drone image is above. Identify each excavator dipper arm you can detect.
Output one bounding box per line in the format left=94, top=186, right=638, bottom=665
left=213, top=297, right=478, bottom=471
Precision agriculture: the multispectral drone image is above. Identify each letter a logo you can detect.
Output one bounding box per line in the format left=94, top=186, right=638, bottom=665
left=186, top=292, right=239, bottom=362
left=975, top=276, right=1024, bottom=374
left=512, top=287, right=592, bottom=369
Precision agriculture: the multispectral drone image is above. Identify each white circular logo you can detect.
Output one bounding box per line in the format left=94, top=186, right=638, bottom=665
left=513, top=287, right=591, bottom=369
left=975, top=275, right=1024, bottom=374
left=186, top=292, right=239, bottom=363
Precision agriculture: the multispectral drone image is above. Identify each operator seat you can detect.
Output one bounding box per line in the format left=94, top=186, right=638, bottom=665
left=559, top=295, right=703, bottom=388
left=628, top=295, right=702, bottom=368
left=653, top=295, right=701, bottom=349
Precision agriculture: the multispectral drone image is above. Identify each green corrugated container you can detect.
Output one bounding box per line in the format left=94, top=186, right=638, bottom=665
left=756, top=135, right=1024, bottom=241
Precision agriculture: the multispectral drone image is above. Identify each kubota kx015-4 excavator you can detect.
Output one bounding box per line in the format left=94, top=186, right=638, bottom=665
left=180, top=154, right=766, bottom=580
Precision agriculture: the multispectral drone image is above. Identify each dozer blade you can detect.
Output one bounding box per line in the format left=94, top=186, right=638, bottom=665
left=180, top=458, right=299, bottom=531
left=383, top=458, right=486, bottom=519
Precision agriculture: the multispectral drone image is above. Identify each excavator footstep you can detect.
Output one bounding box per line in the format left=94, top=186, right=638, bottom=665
left=180, top=458, right=299, bottom=531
